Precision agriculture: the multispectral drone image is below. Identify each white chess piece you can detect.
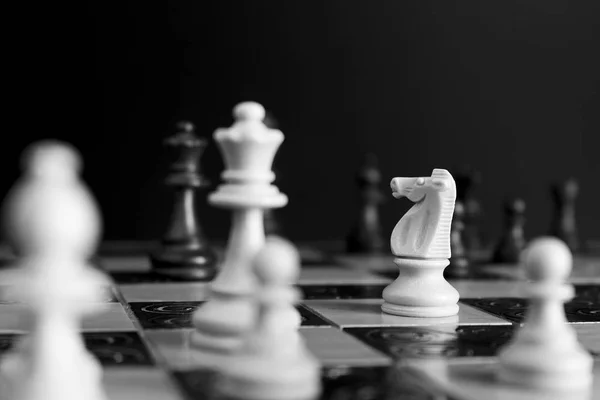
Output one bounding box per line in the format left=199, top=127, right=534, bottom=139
left=218, top=236, right=321, bottom=400
left=497, top=237, right=593, bottom=392
left=381, top=169, right=460, bottom=317
left=0, top=141, right=109, bottom=400
left=190, top=102, right=288, bottom=355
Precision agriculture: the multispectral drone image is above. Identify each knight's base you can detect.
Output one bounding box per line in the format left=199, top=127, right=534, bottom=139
left=381, top=257, right=460, bottom=318
left=381, top=302, right=460, bottom=318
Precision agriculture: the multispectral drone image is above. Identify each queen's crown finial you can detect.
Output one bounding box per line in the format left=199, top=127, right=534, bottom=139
left=214, top=102, right=284, bottom=184
left=234, top=102, right=266, bottom=122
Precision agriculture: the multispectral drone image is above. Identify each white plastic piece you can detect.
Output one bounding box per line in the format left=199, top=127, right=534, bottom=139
left=0, top=141, right=108, bottom=400
left=219, top=236, right=321, bottom=400
left=191, top=102, right=288, bottom=355
left=497, top=237, right=593, bottom=393
left=382, top=169, right=459, bottom=317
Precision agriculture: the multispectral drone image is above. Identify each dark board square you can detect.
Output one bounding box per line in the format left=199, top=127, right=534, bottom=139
left=129, top=301, right=331, bottom=330
left=84, top=332, right=155, bottom=366
left=298, top=304, right=332, bottom=326
left=460, top=298, right=527, bottom=324
left=129, top=301, right=202, bottom=329
left=574, top=284, right=600, bottom=301
left=0, top=332, right=154, bottom=366
left=346, top=325, right=514, bottom=359
left=376, top=265, right=503, bottom=281
left=300, top=284, right=386, bottom=300
left=462, top=295, right=600, bottom=324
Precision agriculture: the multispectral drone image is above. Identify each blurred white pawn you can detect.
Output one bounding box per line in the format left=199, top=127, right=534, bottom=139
left=497, top=237, right=593, bottom=393
left=0, top=141, right=109, bottom=400
left=218, top=236, right=321, bottom=400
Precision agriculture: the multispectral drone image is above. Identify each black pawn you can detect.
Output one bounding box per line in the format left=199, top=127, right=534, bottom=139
left=492, top=198, right=526, bottom=264
left=549, top=178, right=579, bottom=252
left=346, top=153, right=385, bottom=254
left=150, top=121, right=217, bottom=280
left=446, top=201, right=469, bottom=278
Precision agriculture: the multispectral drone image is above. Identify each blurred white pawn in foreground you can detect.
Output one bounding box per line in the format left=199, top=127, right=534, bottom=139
left=0, top=141, right=109, bottom=400
left=497, top=237, right=593, bottom=393
left=219, top=236, right=321, bottom=400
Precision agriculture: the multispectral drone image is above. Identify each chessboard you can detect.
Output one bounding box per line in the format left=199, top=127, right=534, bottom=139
left=1, top=241, right=598, bottom=400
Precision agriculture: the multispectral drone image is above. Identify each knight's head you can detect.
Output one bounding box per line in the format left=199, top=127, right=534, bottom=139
left=390, top=169, right=455, bottom=203
left=390, top=177, right=426, bottom=202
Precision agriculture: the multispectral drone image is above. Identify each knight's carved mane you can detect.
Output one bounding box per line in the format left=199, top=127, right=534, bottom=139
left=390, top=169, right=456, bottom=259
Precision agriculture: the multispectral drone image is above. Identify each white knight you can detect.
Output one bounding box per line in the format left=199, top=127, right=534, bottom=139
left=382, top=168, right=459, bottom=318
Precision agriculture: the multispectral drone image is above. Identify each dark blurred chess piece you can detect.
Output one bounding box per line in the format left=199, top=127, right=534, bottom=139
left=150, top=121, right=217, bottom=280
left=549, top=178, right=579, bottom=252
left=446, top=201, right=469, bottom=278
left=492, top=198, right=526, bottom=264
left=346, top=153, right=385, bottom=253
left=454, top=167, right=483, bottom=252
left=263, top=209, right=281, bottom=236
left=263, top=111, right=283, bottom=237
left=263, top=169, right=283, bottom=236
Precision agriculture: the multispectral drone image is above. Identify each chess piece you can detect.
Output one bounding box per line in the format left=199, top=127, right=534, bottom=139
left=263, top=209, right=281, bottom=236
left=190, top=102, right=288, bottom=354
left=492, top=198, right=527, bottom=264
left=218, top=236, right=321, bottom=400
left=549, top=178, right=579, bottom=252
left=263, top=113, right=284, bottom=236
left=150, top=121, right=218, bottom=280
left=446, top=200, right=469, bottom=278
left=263, top=170, right=283, bottom=236
left=346, top=153, right=385, bottom=254
left=497, top=237, right=593, bottom=392
left=382, top=169, right=459, bottom=317
left=454, top=167, right=483, bottom=252
left=0, top=141, right=109, bottom=400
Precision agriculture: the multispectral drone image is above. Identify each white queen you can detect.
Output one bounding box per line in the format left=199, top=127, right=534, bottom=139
left=190, top=102, right=288, bottom=359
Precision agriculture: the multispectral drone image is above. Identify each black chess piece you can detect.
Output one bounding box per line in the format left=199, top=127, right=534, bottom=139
left=263, top=113, right=283, bottom=237
left=446, top=201, right=469, bottom=278
left=454, top=168, right=483, bottom=252
left=492, top=198, right=526, bottom=264
left=150, top=121, right=218, bottom=280
left=346, top=153, right=385, bottom=254
left=263, top=209, right=281, bottom=236
left=549, top=178, right=579, bottom=252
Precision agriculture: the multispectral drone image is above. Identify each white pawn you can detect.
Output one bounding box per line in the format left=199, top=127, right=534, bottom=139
left=218, top=236, right=321, bottom=400
left=0, top=141, right=109, bottom=400
left=497, top=237, right=593, bottom=393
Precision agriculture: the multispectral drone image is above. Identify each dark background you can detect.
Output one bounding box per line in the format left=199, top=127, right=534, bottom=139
left=2, top=1, right=599, bottom=246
